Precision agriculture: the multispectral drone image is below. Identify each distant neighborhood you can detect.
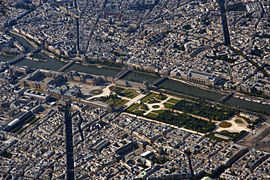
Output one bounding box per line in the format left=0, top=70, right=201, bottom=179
left=0, top=0, right=270, bottom=179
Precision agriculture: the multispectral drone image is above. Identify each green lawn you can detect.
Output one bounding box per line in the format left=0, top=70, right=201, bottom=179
left=127, top=103, right=141, bottom=111
left=163, top=98, right=179, bottom=109
left=127, top=103, right=149, bottom=115
left=167, top=98, right=180, bottom=104
left=109, top=86, right=139, bottom=99
left=107, top=98, right=128, bottom=109
left=217, top=130, right=247, bottom=141
left=140, top=103, right=149, bottom=111
left=155, top=93, right=167, bottom=101
left=133, top=110, right=145, bottom=115
left=151, top=110, right=166, bottom=114
left=121, top=89, right=139, bottom=99
left=164, top=103, right=174, bottom=109
left=141, top=93, right=159, bottom=103
left=94, top=94, right=129, bottom=109
left=145, top=110, right=165, bottom=119
left=141, top=93, right=167, bottom=104
left=146, top=112, right=159, bottom=119
left=109, top=86, right=125, bottom=96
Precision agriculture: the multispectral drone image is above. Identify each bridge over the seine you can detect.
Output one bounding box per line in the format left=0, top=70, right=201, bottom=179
left=114, top=67, right=132, bottom=80
left=150, top=75, right=168, bottom=88
left=219, top=91, right=234, bottom=102
left=8, top=48, right=41, bottom=65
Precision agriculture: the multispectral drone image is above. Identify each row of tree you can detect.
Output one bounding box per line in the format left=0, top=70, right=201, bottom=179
left=154, top=110, right=216, bottom=133
left=173, top=100, right=235, bottom=121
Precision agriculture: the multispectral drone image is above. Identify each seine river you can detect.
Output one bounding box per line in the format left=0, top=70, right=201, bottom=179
left=64, top=63, right=121, bottom=77
left=2, top=34, right=269, bottom=114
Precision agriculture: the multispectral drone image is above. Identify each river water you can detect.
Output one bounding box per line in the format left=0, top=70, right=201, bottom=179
left=158, top=79, right=270, bottom=114
left=123, top=71, right=158, bottom=83
left=15, top=53, right=66, bottom=71
left=226, top=97, right=270, bottom=114
left=9, top=33, right=35, bottom=51
left=7, top=34, right=270, bottom=114
left=158, top=79, right=224, bottom=100
left=64, top=63, right=121, bottom=77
